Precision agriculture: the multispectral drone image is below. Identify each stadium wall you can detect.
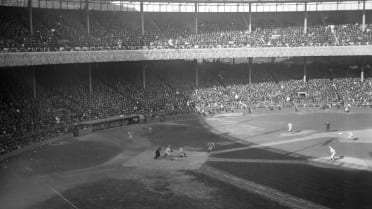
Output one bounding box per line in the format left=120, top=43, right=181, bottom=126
left=1, top=46, right=372, bottom=67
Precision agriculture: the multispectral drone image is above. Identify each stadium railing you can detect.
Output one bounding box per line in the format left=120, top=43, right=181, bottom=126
left=2, top=46, right=372, bottom=67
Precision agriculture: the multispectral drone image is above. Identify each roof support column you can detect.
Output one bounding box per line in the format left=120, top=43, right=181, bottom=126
left=32, top=67, right=36, bottom=99
left=194, top=3, right=198, bottom=34
left=195, top=60, right=199, bottom=87
left=86, top=0, right=90, bottom=34
left=304, top=2, right=307, bottom=34
left=303, top=57, right=307, bottom=83
left=361, top=57, right=365, bottom=82
left=362, top=0, right=366, bottom=32
left=249, top=58, right=252, bottom=85
left=28, top=0, right=33, bottom=35
left=88, top=63, right=92, bottom=96
left=248, top=3, right=252, bottom=33
left=141, top=1, right=145, bottom=36
left=142, top=63, right=146, bottom=90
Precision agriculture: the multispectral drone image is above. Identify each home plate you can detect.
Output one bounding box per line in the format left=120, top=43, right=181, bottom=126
left=311, top=156, right=370, bottom=171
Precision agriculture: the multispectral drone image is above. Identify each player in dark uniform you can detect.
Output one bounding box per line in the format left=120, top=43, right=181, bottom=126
left=154, top=147, right=161, bottom=159
left=207, top=142, right=216, bottom=153
left=179, top=147, right=187, bottom=157
left=325, top=121, right=330, bottom=132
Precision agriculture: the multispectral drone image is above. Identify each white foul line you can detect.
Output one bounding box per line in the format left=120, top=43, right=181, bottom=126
left=202, top=166, right=330, bottom=209
left=212, top=134, right=328, bottom=154
left=46, top=184, right=79, bottom=209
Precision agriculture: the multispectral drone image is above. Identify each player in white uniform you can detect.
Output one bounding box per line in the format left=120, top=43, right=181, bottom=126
left=347, top=132, right=354, bottom=140
left=164, top=145, right=172, bottom=158
left=345, top=104, right=351, bottom=112
left=329, top=146, right=336, bottom=160
left=288, top=123, right=293, bottom=133
left=128, top=130, right=133, bottom=144
left=179, top=147, right=186, bottom=157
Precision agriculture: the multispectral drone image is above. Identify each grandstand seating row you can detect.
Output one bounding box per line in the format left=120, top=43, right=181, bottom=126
left=1, top=7, right=372, bottom=52
left=1, top=62, right=371, bottom=156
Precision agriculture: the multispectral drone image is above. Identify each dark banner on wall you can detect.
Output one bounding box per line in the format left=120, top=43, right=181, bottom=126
left=75, top=114, right=144, bottom=136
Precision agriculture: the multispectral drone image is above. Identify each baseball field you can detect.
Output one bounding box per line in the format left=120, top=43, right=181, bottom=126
left=1, top=108, right=371, bottom=209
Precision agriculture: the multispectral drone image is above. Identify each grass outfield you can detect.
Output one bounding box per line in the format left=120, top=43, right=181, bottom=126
left=207, top=161, right=372, bottom=209
left=28, top=172, right=289, bottom=209
left=205, top=108, right=372, bottom=209
left=2, top=139, right=123, bottom=175
left=212, top=147, right=307, bottom=160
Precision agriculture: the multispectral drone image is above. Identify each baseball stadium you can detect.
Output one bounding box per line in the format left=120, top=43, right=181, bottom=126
left=1, top=0, right=372, bottom=209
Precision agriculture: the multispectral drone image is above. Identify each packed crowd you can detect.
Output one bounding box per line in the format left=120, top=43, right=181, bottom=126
left=1, top=7, right=372, bottom=155
left=1, top=63, right=371, bottom=156
left=1, top=7, right=372, bottom=52
left=191, top=77, right=372, bottom=114
left=149, top=24, right=339, bottom=49
left=0, top=71, right=72, bottom=156
left=333, top=78, right=372, bottom=105
left=0, top=66, right=195, bottom=155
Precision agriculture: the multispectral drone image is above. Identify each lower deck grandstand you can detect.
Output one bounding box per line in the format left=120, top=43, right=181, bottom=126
left=1, top=59, right=371, bottom=156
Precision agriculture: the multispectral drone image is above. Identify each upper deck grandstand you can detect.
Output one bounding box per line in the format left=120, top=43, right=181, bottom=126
left=1, top=0, right=372, bottom=53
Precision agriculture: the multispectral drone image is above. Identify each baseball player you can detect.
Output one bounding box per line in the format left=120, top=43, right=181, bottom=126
left=288, top=123, right=293, bottom=133
left=347, top=132, right=355, bottom=140
left=329, top=146, right=336, bottom=160
left=207, top=142, right=216, bottom=153
left=128, top=130, right=133, bottom=144
left=179, top=147, right=186, bottom=157
left=325, top=121, right=330, bottom=132
left=154, top=147, right=161, bottom=159
left=164, top=145, right=172, bottom=158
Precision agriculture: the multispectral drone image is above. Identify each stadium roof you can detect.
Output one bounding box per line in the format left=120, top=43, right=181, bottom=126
left=130, top=0, right=356, bottom=3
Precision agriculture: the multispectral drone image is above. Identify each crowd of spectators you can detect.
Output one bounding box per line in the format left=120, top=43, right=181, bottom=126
left=191, top=77, right=372, bottom=115
left=0, top=70, right=72, bottom=156
left=0, top=66, right=195, bottom=155
left=1, top=8, right=372, bottom=156
left=1, top=7, right=372, bottom=52
left=333, top=77, right=372, bottom=105
left=2, top=64, right=371, bottom=156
